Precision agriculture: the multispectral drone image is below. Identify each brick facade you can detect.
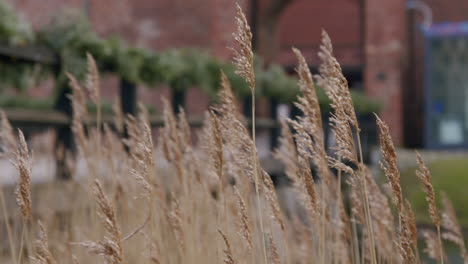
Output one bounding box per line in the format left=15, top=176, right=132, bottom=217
left=277, top=0, right=363, bottom=68
left=7, top=0, right=240, bottom=118
left=9, top=0, right=467, bottom=147
left=365, top=0, right=406, bottom=145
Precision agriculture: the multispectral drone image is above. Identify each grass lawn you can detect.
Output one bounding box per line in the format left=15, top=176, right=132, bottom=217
left=399, top=157, right=468, bottom=227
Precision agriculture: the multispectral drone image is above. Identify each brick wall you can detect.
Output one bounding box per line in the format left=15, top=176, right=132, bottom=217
left=89, top=0, right=240, bottom=116
left=365, top=0, right=406, bottom=145
left=6, top=0, right=240, bottom=117
left=15, top=0, right=468, bottom=148
left=7, top=0, right=363, bottom=106
left=277, top=0, right=362, bottom=68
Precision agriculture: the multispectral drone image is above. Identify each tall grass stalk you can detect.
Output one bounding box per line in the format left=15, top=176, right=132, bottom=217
left=232, top=4, right=268, bottom=263
left=0, top=187, right=17, bottom=264
left=86, top=53, right=102, bottom=174
left=357, top=135, right=377, bottom=264
left=2, top=8, right=467, bottom=263
left=0, top=111, right=18, bottom=264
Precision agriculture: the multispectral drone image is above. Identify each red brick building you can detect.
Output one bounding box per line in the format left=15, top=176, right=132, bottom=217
left=7, top=0, right=468, bottom=147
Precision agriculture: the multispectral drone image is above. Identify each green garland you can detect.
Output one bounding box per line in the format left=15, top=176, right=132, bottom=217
left=0, top=0, right=33, bottom=45
left=0, top=0, right=382, bottom=113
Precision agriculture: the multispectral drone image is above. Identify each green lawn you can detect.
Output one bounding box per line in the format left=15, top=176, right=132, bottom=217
left=399, top=157, right=468, bottom=227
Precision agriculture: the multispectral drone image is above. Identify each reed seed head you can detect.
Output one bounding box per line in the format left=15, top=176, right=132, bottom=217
left=232, top=3, right=255, bottom=92
left=33, top=221, right=57, bottom=264
left=441, top=192, right=468, bottom=263
left=415, top=151, right=440, bottom=227
left=218, top=229, right=236, bottom=264
left=376, top=114, right=403, bottom=213
left=0, top=110, right=16, bottom=156
left=13, top=129, right=32, bottom=221
left=86, top=52, right=100, bottom=104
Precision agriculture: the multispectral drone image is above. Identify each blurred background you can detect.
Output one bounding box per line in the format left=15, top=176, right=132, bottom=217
left=1, top=0, right=468, bottom=252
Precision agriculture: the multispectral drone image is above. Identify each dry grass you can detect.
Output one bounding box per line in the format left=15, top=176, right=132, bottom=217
left=0, top=7, right=467, bottom=264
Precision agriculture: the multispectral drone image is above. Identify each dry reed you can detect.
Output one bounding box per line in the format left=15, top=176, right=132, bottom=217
left=1, top=8, right=466, bottom=264
left=441, top=192, right=468, bottom=263
left=218, top=229, right=236, bottom=264
left=416, top=151, right=443, bottom=264
left=76, top=179, right=123, bottom=264
left=13, top=129, right=32, bottom=221
left=32, top=221, right=57, bottom=264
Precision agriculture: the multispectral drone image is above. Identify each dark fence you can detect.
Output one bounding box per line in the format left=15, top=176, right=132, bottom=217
left=5, top=102, right=378, bottom=164
left=0, top=44, right=378, bottom=179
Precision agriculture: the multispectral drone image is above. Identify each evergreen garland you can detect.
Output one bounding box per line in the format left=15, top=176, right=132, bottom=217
left=0, top=0, right=381, bottom=113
